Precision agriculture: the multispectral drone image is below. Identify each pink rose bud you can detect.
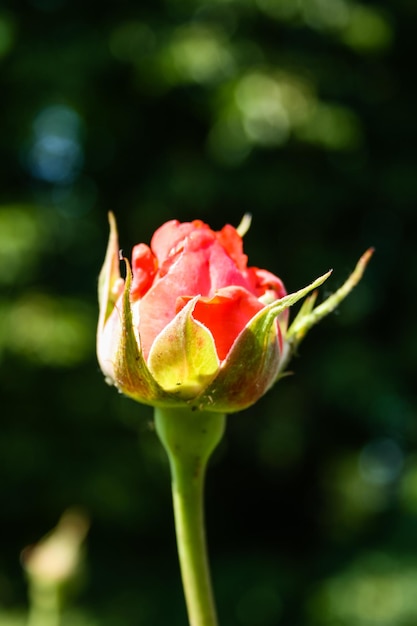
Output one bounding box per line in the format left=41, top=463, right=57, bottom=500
left=97, top=214, right=370, bottom=413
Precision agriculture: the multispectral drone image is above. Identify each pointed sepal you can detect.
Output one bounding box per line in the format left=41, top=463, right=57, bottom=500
left=98, top=212, right=122, bottom=334
left=275, top=248, right=374, bottom=378
left=286, top=248, right=374, bottom=344
left=112, top=256, right=176, bottom=406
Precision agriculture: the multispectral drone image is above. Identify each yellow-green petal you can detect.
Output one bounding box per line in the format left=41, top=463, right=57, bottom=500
left=147, top=298, right=220, bottom=400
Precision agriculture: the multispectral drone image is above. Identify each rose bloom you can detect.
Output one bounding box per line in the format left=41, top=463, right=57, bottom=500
left=97, top=215, right=317, bottom=413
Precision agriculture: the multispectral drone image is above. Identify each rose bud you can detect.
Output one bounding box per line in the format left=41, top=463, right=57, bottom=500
left=97, top=214, right=369, bottom=413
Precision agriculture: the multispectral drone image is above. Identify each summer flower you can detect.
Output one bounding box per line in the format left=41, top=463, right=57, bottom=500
left=97, top=214, right=371, bottom=413
left=97, top=213, right=372, bottom=626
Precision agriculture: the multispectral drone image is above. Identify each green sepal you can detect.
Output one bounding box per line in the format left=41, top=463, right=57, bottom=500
left=193, top=270, right=332, bottom=413
left=286, top=248, right=374, bottom=344
left=112, top=256, right=178, bottom=407
left=98, top=212, right=121, bottom=333
left=148, top=298, right=220, bottom=400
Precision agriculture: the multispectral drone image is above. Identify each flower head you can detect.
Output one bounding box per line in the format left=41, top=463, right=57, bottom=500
left=97, top=214, right=371, bottom=413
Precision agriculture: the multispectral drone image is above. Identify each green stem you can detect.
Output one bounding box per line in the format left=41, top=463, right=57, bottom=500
left=26, top=582, right=61, bottom=626
left=154, top=406, right=226, bottom=626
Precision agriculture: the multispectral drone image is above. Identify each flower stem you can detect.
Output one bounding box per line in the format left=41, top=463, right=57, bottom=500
left=26, top=582, right=61, bottom=626
left=154, top=407, right=226, bottom=626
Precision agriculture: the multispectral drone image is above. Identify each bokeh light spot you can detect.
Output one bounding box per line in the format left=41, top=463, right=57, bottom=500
left=3, top=294, right=94, bottom=367
left=310, top=552, right=417, bottom=625
left=0, top=13, right=15, bottom=58
left=301, top=0, right=350, bottom=31
left=0, top=206, right=45, bottom=285
left=26, top=105, right=84, bottom=184
left=399, top=458, right=417, bottom=514
left=359, top=438, right=404, bottom=486
left=342, top=6, right=393, bottom=53
left=235, top=73, right=290, bottom=146
left=160, top=25, right=235, bottom=85
left=296, top=103, right=362, bottom=150
left=109, top=21, right=156, bottom=63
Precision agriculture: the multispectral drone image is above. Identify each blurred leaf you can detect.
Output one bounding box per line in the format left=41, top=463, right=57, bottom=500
left=0, top=294, right=94, bottom=366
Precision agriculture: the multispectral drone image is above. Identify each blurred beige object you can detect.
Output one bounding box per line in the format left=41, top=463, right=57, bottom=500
left=21, top=509, right=89, bottom=626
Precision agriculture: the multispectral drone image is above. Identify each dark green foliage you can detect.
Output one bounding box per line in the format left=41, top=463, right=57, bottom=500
left=0, top=1, right=416, bottom=624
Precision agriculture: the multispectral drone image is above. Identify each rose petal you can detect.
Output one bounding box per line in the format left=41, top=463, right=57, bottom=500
left=187, top=286, right=264, bottom=361
left=151, top=219, right=210, bottom=271
left=131, top=243, right=157, bottom=300
left=216, top=224, right=248, bottom=271
left=136, top=236, right=251, bottom=359
left=247, top=267, right=287, bottom=300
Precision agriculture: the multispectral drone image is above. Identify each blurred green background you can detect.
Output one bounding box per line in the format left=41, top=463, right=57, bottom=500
left=0, top=0, right=416, bottom=624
